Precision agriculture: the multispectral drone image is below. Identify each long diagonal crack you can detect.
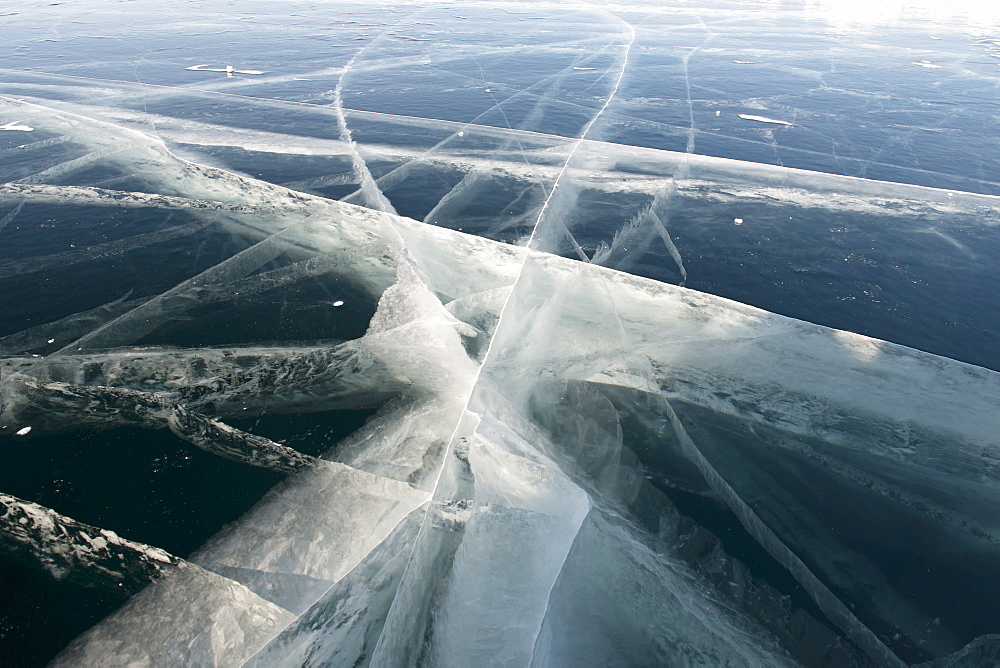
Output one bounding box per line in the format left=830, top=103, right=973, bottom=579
left=366, top=11, right=637, bottom=661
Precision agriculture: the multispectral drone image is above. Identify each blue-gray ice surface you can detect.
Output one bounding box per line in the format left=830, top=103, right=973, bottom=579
left=1, top=1, right=1000, bottom=666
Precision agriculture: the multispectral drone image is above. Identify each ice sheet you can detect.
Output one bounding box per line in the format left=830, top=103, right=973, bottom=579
left=2, top=1, right=1000, bottom=665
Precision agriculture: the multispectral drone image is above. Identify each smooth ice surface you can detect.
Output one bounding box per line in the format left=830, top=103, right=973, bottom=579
left=2, top=1, right=1000, bottom=666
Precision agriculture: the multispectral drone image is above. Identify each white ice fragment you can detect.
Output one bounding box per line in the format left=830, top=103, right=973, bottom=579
left=332, top=300, right=345, bottom=307
left=144, top=546, right=175, bottom=563
left=734, top=218, right=744, bottom=225
left=738, top=114, right=794, bottom=126
left=186, top=64, right=266, bottom=75
left=0, top=120, right=34, bottom=132
left=458, top=131, right=464, bottom=137
left=80, top=532, right=109, bottom=551
left=47, top=338, right=55, bottom=343
left=715, top=110, right=721, bottom=116
left=484, top=88, right=492, bottom=92
left=914, top=60, right=942, bottom=68
left=16, top=426, right=31, bottom=436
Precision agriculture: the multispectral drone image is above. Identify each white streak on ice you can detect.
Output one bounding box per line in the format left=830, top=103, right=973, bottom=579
left=186, top=64, right=266, bottom=75
left=738, top=114, right=794, bottom=126
left=0, top=120, right=34, bottom=131
left=0, top=200, right=23, bottom=232
left=529, top=18, right=636, bottom=250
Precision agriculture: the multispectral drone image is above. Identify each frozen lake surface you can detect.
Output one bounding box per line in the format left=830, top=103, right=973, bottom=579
left=1, top=0, right=999, bottom=665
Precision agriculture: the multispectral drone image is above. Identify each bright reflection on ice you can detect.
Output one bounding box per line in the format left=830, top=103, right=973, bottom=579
left=832, top=329, right=886, bottom=361
left=804, top=0, right=1000, bottom=30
